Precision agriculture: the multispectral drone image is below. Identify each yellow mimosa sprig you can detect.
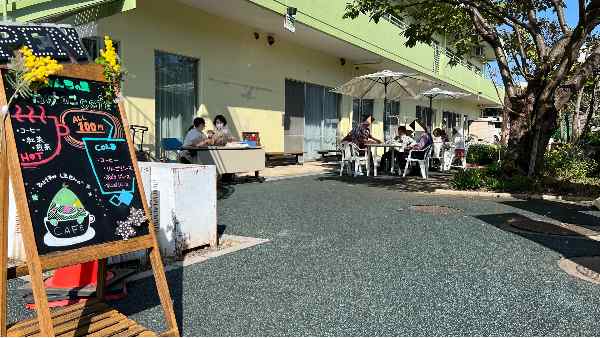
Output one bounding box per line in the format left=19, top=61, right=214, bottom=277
left=4, top=46, right=63, bottom=111
left=95, top=35, right=126, bottom=101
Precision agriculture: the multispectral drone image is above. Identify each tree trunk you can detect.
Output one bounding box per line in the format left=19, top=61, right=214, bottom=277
left=501, top=96, right=511, bottom=145
left=572, top=87, right=585, bottom=142
left=579, top=79, right=599, bottom=141
left=503, top=94, right=559, bottom=176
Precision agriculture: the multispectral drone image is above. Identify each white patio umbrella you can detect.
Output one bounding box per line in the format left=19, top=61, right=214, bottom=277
left=419, top=87, right=470, bottom=128
left=331, top=70, right=438, bottom=125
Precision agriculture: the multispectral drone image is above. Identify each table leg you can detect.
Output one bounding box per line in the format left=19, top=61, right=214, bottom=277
left=366, top=147, right=371, bottom=176
left=391, top=147, right=395, bottom=175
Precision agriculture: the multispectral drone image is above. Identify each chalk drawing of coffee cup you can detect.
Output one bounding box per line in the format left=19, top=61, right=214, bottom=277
left=12, top=105, right=70, bottom=168
left=42, top=186, right=96, bottom=247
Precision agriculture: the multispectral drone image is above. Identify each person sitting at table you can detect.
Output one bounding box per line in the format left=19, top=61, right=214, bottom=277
left=179, top=117, right=210, bottom=163
left=431, top=128, right=450, bottom=169
left=452, top=127, right=466, bottom=158
left=341, top=114, right=382, bottom=150
left=380, top=126, right=415, bottom=171
left=432, top=128, right=449, bottom=143
left=407, top=126, right=433, bottom=162
left=211, top=114, right=237, bottom=146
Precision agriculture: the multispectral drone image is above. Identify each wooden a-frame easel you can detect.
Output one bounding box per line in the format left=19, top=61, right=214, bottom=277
left=0, top=64, right=179, bottom=336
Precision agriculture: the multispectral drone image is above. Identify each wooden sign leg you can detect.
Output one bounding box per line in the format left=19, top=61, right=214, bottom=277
left=96, top=258, right=107, bottom=300
left=149, top=247, right=180, bottom=336
left=1, top=119, right=9, bottom=337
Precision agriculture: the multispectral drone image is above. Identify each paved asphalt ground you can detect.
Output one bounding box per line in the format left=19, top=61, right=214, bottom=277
left=7, top=174, right=600, bottom=336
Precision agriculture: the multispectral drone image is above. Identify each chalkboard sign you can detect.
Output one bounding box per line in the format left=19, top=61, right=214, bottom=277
left=2, top=71, right=148, bottom=255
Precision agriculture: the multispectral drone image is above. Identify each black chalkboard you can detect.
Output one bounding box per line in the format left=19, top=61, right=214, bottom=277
left=3, top=71, right=149, bottom=255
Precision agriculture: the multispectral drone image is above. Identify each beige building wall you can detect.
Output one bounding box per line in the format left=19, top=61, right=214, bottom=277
left=93, top=0, right=484, bottom=155
left=95, top=0, right=358, bottom=154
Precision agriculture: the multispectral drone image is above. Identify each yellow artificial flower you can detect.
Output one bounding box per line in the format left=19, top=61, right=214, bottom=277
left=17, top=46, right=63, bottom=85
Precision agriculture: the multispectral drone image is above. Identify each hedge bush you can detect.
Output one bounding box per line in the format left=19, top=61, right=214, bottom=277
left=450, top=163, right=538, bottom=193
left=544, top=143, right=597, bottom=181
left=451, top=143, right=597, bottom=195
left=583, top=131, right=600, bottom=146
left=466, top=144, right=500, bottom=165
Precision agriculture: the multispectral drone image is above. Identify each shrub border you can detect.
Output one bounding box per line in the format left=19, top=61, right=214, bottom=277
left=431, top=188, right=595, bottom=206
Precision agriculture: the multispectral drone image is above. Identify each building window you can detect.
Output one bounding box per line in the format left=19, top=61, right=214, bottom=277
left=384, top=100, right=400, bottom=140
left=352, top=98, right=374, bottom=127
left=82, top=36, right=121, bottom=61
left=416, top=105, right=433, bottom=130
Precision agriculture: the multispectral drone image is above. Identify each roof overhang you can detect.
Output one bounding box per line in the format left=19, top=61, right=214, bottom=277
left=4, top=0, right=135, bottom=23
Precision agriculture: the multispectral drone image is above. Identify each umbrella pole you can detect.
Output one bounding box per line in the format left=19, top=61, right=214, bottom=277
left=429, top=96, right=433, bottom=131
left=384, top=80, right=388, bottom=141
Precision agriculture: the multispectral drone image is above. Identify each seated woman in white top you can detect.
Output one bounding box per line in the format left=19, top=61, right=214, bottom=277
left=179, top=117, right=210, bottom=163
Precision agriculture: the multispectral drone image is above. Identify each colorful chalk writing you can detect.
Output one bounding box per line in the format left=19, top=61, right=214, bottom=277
left=4, top=72, right=148, bottom=255
left=83, top=138, right=135, bottom=207
left=60, top=109, right=124, bottom=149
left=32, top=92, right=113, bottom=111
left=48, top=78, right=91, bottom=93
left=11, top=104, right=70, bottom=168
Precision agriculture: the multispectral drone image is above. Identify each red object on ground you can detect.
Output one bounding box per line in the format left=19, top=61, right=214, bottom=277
left=25, top=261, right=126, bottom=309
left=45, top=261, right=115, bottom=289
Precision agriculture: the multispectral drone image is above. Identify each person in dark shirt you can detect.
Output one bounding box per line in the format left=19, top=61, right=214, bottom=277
left=408, top=127, right=433, bottom=160
left=411, top=127, right=433, bottom=151
left=342, top=114, right=382, bottom=149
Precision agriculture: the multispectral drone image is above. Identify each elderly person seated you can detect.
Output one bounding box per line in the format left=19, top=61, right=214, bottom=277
left=407, top=126, right=433, bottom=160
left=380, top=126, right=415, bottom=170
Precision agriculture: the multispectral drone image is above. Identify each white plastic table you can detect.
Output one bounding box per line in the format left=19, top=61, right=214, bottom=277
left=365, top=143, right=406, bottom=176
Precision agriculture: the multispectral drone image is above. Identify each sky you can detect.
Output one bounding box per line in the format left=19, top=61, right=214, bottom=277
left=488, top=1, right=593, bottom=84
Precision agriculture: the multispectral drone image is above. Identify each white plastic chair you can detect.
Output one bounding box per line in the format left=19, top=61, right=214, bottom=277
left=339, top=142, right=353, bottom=176
left=450, top=142, right=469, bottom=169
left=370, top=146, right=384, bottom=176
left=403, top=145, right=432, bottom=179
left=449, top=142, right=469, bottom=170
left=442, top=144, right=454, bottom=171
left=429, top=141, right=444, bottom=170
left=339, top=142, right=369, bottom=177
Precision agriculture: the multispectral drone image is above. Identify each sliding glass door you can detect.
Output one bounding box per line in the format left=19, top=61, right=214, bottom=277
left=155, top=51, right=198, bottom=158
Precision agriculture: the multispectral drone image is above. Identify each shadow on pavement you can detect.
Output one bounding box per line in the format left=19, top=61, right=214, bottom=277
left=501, top=199, right=600, bottom=231
left=318, top=170, right=452, bottom=193
left=475, top=212, right=600, bottom=278
left=217, top=184, right=236, bottom=200
left=110, top=266, right=184, bottom=334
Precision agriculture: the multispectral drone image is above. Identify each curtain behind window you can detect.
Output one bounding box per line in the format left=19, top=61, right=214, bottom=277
left=155, top=51, right=198, bottom=158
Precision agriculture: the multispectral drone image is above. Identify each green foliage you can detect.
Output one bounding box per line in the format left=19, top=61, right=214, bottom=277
left=449, top=169, right=485, bottom=190
left=450, top=164, right=538, bottom=193
left=466, top=144, right=500, bottom=165
left=582, top=130, right=600, bottom=146
left=544, top=144, right=597, bottom=181
left=450, top=146, right=600, bottom=196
